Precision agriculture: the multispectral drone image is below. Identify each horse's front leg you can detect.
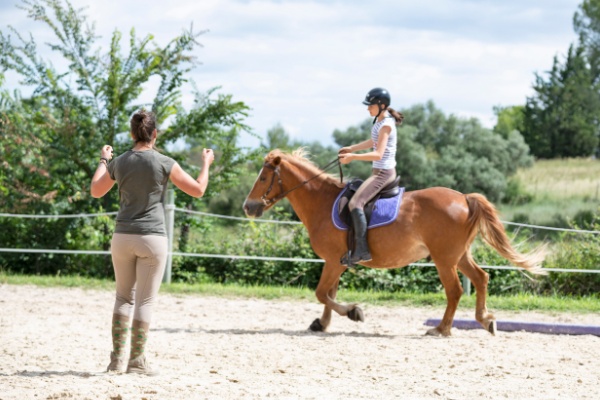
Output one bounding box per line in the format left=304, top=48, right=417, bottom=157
left=310, top=278, right=338, bottom=332
left=309, top=262, right=364, bottom=332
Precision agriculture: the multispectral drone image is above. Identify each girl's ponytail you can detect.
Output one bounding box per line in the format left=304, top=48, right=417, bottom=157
left=387, top=107, right=404, bottom=125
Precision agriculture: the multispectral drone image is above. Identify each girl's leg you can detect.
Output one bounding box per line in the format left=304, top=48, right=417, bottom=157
left=343, top=169, right=397, bottom=264
left=348, top=168, right=397, bottom=211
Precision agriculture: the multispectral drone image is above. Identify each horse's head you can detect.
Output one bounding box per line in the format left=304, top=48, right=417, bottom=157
left=243, top=151, right=285, bottom=218
left=244, top=148, right=342, bottom=218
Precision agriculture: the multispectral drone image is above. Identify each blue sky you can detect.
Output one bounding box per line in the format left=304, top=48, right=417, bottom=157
left=0, top=0, right=582, bottom=148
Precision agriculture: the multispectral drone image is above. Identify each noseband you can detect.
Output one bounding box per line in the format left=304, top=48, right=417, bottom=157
left=260, top=158, right=342, bottom=207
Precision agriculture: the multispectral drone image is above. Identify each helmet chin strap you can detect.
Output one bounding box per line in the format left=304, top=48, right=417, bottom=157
left=372, top=104, right=385, bottom=124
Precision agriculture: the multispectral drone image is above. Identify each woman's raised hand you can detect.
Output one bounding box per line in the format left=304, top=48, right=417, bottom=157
left=202, top=148, right=215, bottom=166
left=101, top=145, right=113, bottom=160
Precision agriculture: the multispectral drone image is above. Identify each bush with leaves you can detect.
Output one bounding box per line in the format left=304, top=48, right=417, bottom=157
left=538, top=217, right=600, bottom=296
left=170, top=208, right=322, bottom=287
left=0, top=0, right=254, bottom=275
left=339, top=264, right=442, bottom=293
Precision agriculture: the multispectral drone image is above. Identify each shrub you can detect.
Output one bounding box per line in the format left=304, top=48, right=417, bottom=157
left=173, top=208, right=323, bottom=287
left=0, top=215, right=114, bottom=278
left=537, top=228, right=600, bottom=295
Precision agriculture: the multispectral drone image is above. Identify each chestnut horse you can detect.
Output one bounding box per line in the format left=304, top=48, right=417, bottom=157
left=243, top=149, right=546, bottom=336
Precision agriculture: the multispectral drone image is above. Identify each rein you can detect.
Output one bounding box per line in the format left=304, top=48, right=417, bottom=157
left=261, top=157, right=343, bottom=206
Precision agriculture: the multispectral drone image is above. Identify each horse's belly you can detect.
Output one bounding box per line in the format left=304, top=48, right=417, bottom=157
left=367, top=231, right=429, bottom=269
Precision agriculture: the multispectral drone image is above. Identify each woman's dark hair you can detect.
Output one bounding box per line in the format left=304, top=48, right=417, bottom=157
left=387, top=107, right=404, bottom=125
left=130, top=109, right=157, bottom=143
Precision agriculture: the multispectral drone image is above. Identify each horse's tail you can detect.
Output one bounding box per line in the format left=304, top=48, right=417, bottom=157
left=465, top=193, right=547, bottom=275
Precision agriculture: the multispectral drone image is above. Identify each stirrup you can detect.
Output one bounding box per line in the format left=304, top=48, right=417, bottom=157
left=350, top=251, right=372, bottom=264
left=341, top=250, right=372, bottom=266
left=340, top=251, right=352, bottom=267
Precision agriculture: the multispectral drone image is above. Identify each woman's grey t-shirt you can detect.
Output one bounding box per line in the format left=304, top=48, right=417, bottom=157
left=107, top=150, right=176, bottom=236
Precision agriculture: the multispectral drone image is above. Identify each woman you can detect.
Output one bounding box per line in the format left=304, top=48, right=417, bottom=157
left=338, top=87, right=404, bottom=266
left=90, top=109, right=214, bottom=375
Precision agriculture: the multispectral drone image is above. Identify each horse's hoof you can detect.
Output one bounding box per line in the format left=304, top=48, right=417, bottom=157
left=425, top=327, right=450, bottom=337
left=425, top=327, right=442, bottom=337
left=347, top=307, right=364, bottom=322
left=309, top=318, right=324, bottom=332
left=487, top=320, right=497, bottom=336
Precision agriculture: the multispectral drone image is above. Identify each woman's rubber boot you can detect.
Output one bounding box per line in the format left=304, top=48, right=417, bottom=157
left=349, top=208, right=372, bottom=264
left=126, top=319, right=159, bottom=376
left=106, top=314, right=130, bottom=373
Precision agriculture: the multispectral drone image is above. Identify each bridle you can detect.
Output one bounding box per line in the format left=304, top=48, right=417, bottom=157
left=260, top=157, right=343, bottom=206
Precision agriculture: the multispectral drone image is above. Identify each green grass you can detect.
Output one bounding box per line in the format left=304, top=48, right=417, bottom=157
left=2, top=273, right=599, bottom=314
left=516, top=158, right=600, bottom=200
left=499, top=158, right=600, bottom=225
left=499, top=198, right=598, bottom=226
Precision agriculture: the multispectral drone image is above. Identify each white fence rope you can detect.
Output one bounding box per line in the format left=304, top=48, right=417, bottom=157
left=502, top=220, right=600, bottom=235
left=1, top=206, right=599, bottom=278
left=0, top=212, right=118, bottom=219
left=0, top=248, right=110, bottom=255
left=173, top=207, right=302, bottom=225
left=1, top=247, right=598, bottom=275
left=2, top=210, right=597, bottom=232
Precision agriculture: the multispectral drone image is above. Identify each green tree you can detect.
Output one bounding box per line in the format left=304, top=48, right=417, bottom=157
left=523, top=44, right=600, bottom=158
left=0, top=0, right=253, bottom=276
left=261, top=123, right=294, bottom=150
left=574, top=0, right=600, bottom=83
left=520, top=0, right=600, bottom=159
left=493, top=105, right=525, bottom=139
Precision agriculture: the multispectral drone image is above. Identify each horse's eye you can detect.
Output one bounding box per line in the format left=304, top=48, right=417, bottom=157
left=260, top=176, right=266, bottom=182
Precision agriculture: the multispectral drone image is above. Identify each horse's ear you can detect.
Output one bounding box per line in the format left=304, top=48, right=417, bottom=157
left=272, top=156, right=281, bottom=166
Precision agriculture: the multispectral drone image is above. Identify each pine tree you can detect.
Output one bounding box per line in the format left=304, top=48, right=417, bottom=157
left=523, top=44, right=600, bottom=158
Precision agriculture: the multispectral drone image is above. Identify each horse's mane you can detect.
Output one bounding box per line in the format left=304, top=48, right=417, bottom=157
left=265, top=148, right=345, bottom=188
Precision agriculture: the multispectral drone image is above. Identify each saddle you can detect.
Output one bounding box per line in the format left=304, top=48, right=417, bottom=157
left=337, top=177, right=401, bottom=226
left=337, top=177, right=402, bottom=260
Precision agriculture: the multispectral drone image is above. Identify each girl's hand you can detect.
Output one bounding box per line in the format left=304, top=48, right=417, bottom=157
left=101, top=145, right=113, bottom=160
left=338, top=146, right=352, bottom=155
left=338, top=153, right=353, bottom=164
left=202, top=148, right=215, bottom=166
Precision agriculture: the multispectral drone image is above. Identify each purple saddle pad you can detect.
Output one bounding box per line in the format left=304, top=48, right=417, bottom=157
left=332, top=187, right=405, bottom=231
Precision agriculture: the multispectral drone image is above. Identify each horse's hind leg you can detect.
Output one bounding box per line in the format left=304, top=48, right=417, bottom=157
left=310, top=262, right=361, bottom=332
left=428, top=257, right=463, bottom=337
left=457, top=252, right=496, bottom=335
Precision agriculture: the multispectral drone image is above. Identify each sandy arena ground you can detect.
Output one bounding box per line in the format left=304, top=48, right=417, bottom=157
left=1, top=284, right=599, bottom=400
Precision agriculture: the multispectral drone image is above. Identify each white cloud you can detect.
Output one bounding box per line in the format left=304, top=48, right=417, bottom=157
left=0, top=0, right=581, bottom=148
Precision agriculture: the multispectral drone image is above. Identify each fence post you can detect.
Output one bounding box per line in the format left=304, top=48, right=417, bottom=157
left=163, top=189, right=175, bottom=284
left=462, top=274, right=471, bottom=296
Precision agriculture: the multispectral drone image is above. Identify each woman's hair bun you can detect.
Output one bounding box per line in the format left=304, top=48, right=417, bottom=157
left=130, top=109, right=155, bottom=143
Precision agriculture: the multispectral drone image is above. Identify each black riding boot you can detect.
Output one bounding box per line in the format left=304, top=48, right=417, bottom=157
left=341, top=208, right=372, bottom=266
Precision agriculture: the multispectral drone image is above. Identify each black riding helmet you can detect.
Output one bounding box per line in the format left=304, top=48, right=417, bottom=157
left=362, top=87, right=391, bottom=123
left=362, top=87, right=391, bottom=107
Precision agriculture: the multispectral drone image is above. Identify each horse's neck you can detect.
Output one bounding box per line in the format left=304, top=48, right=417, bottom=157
left=287, top=185, right=339, bottom=229
left=284, top=169, right=340, bottom=230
